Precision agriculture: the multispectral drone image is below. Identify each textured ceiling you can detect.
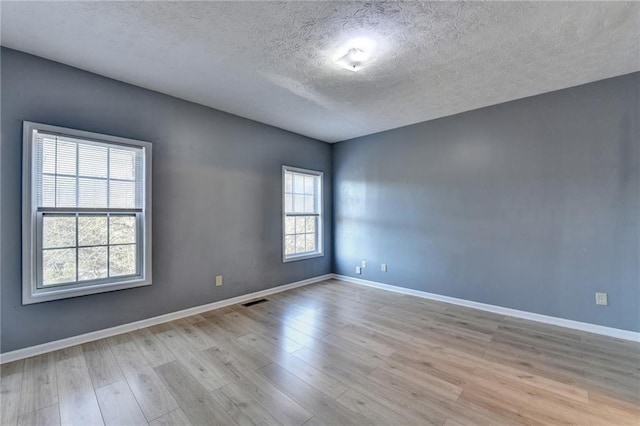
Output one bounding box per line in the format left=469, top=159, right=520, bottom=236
left=1, top=1, right=638, bottom=143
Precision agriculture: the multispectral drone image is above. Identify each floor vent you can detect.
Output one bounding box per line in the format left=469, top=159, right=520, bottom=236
left=241, top=298, right=268, bottom=307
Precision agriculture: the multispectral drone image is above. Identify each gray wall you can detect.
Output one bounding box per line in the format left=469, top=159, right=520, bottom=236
left=1, top=48, right=332, bottom=353
left=334, top=73, right=639, bottom=332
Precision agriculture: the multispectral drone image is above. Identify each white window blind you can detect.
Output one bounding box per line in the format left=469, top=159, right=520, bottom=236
left=35, top=133, right=144, bottom=210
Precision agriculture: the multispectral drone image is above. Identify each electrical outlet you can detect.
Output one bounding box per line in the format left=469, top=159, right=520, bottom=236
left=215, top=275, right=223, bottom=287
left=595, top=292, right=607, bottom=306
left=355, top=266, right=362, bottom=275
left=381, top=263, right=387, bottom=272
left=361, top=260, right=367, bottom=268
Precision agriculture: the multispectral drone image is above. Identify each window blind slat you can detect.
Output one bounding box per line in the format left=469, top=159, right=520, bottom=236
left=35, top=133, right=144, bottom=210
left=283, top=170, right=320, bottom=215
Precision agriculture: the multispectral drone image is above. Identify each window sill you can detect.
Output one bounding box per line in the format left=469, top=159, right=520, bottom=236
left=283, top=252, right=324, bottom=263
left=23, top=276, right=151, bottom=305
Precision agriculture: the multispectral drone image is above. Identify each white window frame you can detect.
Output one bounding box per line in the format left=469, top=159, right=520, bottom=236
left=282, top=165, right=323, bottom=262
left=22, top=121, right=152, bottom=304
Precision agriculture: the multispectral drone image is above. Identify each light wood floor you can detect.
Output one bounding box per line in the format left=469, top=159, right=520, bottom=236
left=2, top=279, right=639, bottom=425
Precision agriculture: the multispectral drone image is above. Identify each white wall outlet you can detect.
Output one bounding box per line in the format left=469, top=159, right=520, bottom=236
left=595, top=292, right=607, bottom=306
left=361, top=260, right=367, bottom=268
left=381, top=263, right=387, bottom=272
left=355, top=266, right=362, bottom=275
left=215, top=275, right=223, bottom=287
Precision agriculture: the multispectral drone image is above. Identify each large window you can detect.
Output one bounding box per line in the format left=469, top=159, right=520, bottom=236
left=282, top=166, right=323, bottom=262
left=22, top=122, right=152, bottom=304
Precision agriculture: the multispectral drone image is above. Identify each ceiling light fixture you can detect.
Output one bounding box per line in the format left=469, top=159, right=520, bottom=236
left=333, top=37, right=376, bottom=72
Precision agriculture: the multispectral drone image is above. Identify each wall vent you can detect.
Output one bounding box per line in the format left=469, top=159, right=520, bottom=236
left=241, top=298, right=268, bottom=307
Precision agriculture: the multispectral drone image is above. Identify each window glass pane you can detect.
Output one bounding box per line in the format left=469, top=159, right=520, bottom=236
left=56, top=176, right=77, bottom=207
left=41, top=137, right=56, bottom=174
left=284, top=172, right=293, bottom=193
left=110, top=244, right=136, bottom=276
left=110, top=216, right=136, bottom=244
left=43, top=215, right=76, bottom=249
left=293, top=194, right=304, bottom=212
left=284, top=193, right=293, bottom=213
left=295, top=235, right=306, bottom=253
left=304, top=176, right=315, bottom=195
left=305, top=234, right=316, bottom=252
left=285, top=216, right=295, bottom=235
left=40, top=175, right=56, bottom=207
left=110, top=148, right=136, bottom=181
left=78, top=215, right=107, bottom=246
left=304, top=195, right=315, bottom=213
left=79, top=144, right=108, bottom=178
left=293, top=174, right=304, bottom=194
left=109, top=181, right=136, bottom=208
left=43, top=248, right=76, bottom=285
left=295, top=216, right=306, bottom=233
left=285, top=236, right=295, bottom=255
left=56, top=140, right=77, bottom=175
left=78, top=246, right=108, bottom=280
left=78, top=178, right=107, bottom=208
left=305, top=216, right=316, bottom=233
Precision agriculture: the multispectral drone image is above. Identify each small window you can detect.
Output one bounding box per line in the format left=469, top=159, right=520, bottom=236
left=22, top=122, right=152, bottom=304
left=282, top=166, right=323, bottom=262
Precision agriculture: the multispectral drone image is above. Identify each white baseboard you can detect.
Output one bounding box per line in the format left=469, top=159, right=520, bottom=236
left=332, top=274, right=640, bottom=342
left=3, top=272, right=636, bottom=364
left=0, top=274, right=332, bottom=364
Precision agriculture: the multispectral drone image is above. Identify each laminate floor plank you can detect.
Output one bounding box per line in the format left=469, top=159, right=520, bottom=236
left=482, top=345, right=586, bottom=382
left=300, top=416, right=328, bottom=426
left=1, top=359, right=24, bottom=426
left=319, top=333, right=388, bottom=368
left=107, top=333, right=149, bottom=373
left=17, top=404, right=60, bottom=426
left=215, top=363, right=313, bottom=426
left=387, top=350, right=471, bottom=388
left=255, top=363, right=369, bottom=426
left=155, top=361, right=237, bottom=426
left=54, top=346, right=104, bottom=426
left=472, top=360, right=589, bottom=404
left=122, top=365, right=179, bottom=422
left=233, top=306, right=320, bottom=348
left=18, top=353, right=57, bottom=415
left=129, top=328, right=176, bottom=367
left=272, top=349, right=350, bottom=400
left=82, top=339, right=123, bottom=389
left=95, top=380, right=148, bottom=426
left=211, top=381, right=284, bottom=426
left=347, top=315, right=416, bottom=342
left=291, top=345, right=374, bottom=384
left=148, top=408, right=192, bottom=426
left=326, top=324, right=398, bottom=357
left=225, top=310, right=306, bottom=352
left=151, top=323, right=229, bottom=392
left=170, top=319, right=217, bottom=351
left=467, top=366, right=635, bottom=425
left=195, top=320, right=272, bottom=370
left=5, top=279, right=638, bottom=425
left=335, top=388, right=419, bottom=426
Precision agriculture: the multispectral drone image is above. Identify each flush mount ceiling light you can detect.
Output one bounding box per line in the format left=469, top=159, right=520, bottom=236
left=333, top=37, right=377, bottom=72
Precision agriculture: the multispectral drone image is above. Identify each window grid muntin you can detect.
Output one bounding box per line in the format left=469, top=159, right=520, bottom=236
left=284, top=215, right=318, bottom=256
left=37, top=211, right=140, bottom=288
left=283, top=166, right=322, bottom=261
